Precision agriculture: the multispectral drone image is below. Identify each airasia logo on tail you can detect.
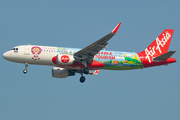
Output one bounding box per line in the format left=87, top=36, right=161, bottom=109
left=61, top=55, right=70, bottom=63
left=145, top=31, right=171, bottom=63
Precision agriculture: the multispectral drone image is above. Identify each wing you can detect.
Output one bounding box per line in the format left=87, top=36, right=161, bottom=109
left=74, top=23, right=121, bottom=63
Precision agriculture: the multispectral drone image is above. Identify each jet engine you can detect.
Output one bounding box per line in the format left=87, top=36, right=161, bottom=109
left=56, top=54, right=75, bottom=65
left=52, top=67, right=75, bottom=78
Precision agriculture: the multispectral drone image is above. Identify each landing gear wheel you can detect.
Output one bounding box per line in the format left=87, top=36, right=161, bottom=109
left=83, top=67, right=89, bottom=74
left=23, top=63, right=28, bottom=74
left=80, top=76, right=86, bottom=83
left=23, top=69, right=27, bottom=74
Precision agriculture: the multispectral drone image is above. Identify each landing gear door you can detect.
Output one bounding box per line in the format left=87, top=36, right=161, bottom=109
left=24, top=45, right=30, bottom=55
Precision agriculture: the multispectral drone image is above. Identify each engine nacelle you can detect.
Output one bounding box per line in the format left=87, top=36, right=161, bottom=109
left=52, top=67, right=75, bottom=78
left=57, top=54, right=75, bottom=65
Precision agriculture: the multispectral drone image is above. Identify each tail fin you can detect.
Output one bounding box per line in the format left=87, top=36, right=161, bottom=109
left=138, top=29, right=174, bottom=63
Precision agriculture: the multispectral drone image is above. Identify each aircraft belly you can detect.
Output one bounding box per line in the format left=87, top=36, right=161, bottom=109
left=95, top=52, right=144, bottom=70
left=56, top=60, right=105, bottom=70
left=101, top=66, right=143, bottom=70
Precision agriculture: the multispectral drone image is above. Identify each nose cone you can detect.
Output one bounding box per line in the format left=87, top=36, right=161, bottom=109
left=3, top=51, right=13, bottom=61
left=3, top=52, right=8, bottom=60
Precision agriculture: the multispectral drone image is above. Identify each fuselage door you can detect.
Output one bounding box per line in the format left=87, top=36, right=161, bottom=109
left=24, top=46, right=30, bottom=55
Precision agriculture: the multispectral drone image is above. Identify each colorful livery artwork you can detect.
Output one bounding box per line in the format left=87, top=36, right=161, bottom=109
left=3, top=23, right=176, bottom=83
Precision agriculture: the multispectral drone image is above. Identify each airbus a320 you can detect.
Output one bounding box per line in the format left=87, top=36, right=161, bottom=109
left=3, top=23, right=176, bottom=83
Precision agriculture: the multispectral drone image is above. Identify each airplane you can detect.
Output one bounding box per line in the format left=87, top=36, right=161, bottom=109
left=3, top=23, right=176, bottom=83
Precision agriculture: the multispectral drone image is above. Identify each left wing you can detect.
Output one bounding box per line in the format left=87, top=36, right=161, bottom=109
left=93, top=70, right=100, bottom=75
left=88, top=69, right=100, bottom=75
left=74, top=23, right=121, bottom=63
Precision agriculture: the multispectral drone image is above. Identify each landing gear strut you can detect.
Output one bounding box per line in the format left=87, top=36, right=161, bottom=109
left=80, top=60, right=89, bottom=83
left=79, top=71, right=86, bottom=83
left=23, top=63, right=28, bottom=74
left=82, top=60, right=89, bottom=74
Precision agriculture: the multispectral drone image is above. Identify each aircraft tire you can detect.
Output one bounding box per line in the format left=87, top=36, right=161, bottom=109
left=80, top=76, right=85, bottom=83
left=23, top=69, right=27, bottom=74
left=83, top=67, right=89, bottom=74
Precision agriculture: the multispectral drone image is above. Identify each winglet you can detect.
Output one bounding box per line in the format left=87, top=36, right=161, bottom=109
left=112, top=23, right=121, bottom=33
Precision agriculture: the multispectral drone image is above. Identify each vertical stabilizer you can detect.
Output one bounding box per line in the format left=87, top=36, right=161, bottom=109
left=138, top=29, right=174, bottom=63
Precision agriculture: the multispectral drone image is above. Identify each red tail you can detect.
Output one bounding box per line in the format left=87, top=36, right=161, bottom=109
left=138, top=29, right=174, bottom=66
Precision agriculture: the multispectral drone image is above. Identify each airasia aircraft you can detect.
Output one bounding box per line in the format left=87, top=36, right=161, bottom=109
left=3, top=23, right=176, bottom=83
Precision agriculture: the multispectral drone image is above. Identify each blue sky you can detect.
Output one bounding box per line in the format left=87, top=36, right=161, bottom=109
left=0, top=1, right=180, bottom=120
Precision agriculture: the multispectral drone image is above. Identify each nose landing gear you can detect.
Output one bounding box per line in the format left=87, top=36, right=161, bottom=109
left=23, top=63, right=28, bottom=74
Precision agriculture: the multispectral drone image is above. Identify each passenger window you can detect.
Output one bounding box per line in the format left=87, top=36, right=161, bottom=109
left=12, top=48, right=15, bottom=50
left=16, top=48, right=18, bottom=50
left=61, top=50, right=67, bottom=54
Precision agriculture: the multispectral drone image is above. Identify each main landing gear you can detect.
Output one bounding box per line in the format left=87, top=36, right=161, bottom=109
left=79, top=60, right=89, bottom=83
left=83, top=67, right=89, bottom=74
left=80, top=76, right=86, bottom=83
left=23, top=63, right=28, bottom=74
left=79, top=67, right=89, bottom=83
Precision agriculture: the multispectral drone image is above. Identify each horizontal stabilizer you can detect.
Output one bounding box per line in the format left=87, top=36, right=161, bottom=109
left=153, top=51, right=176, bottom=62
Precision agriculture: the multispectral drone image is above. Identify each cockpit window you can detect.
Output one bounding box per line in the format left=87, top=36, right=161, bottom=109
left=11, top=48, right=18, bottom=50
